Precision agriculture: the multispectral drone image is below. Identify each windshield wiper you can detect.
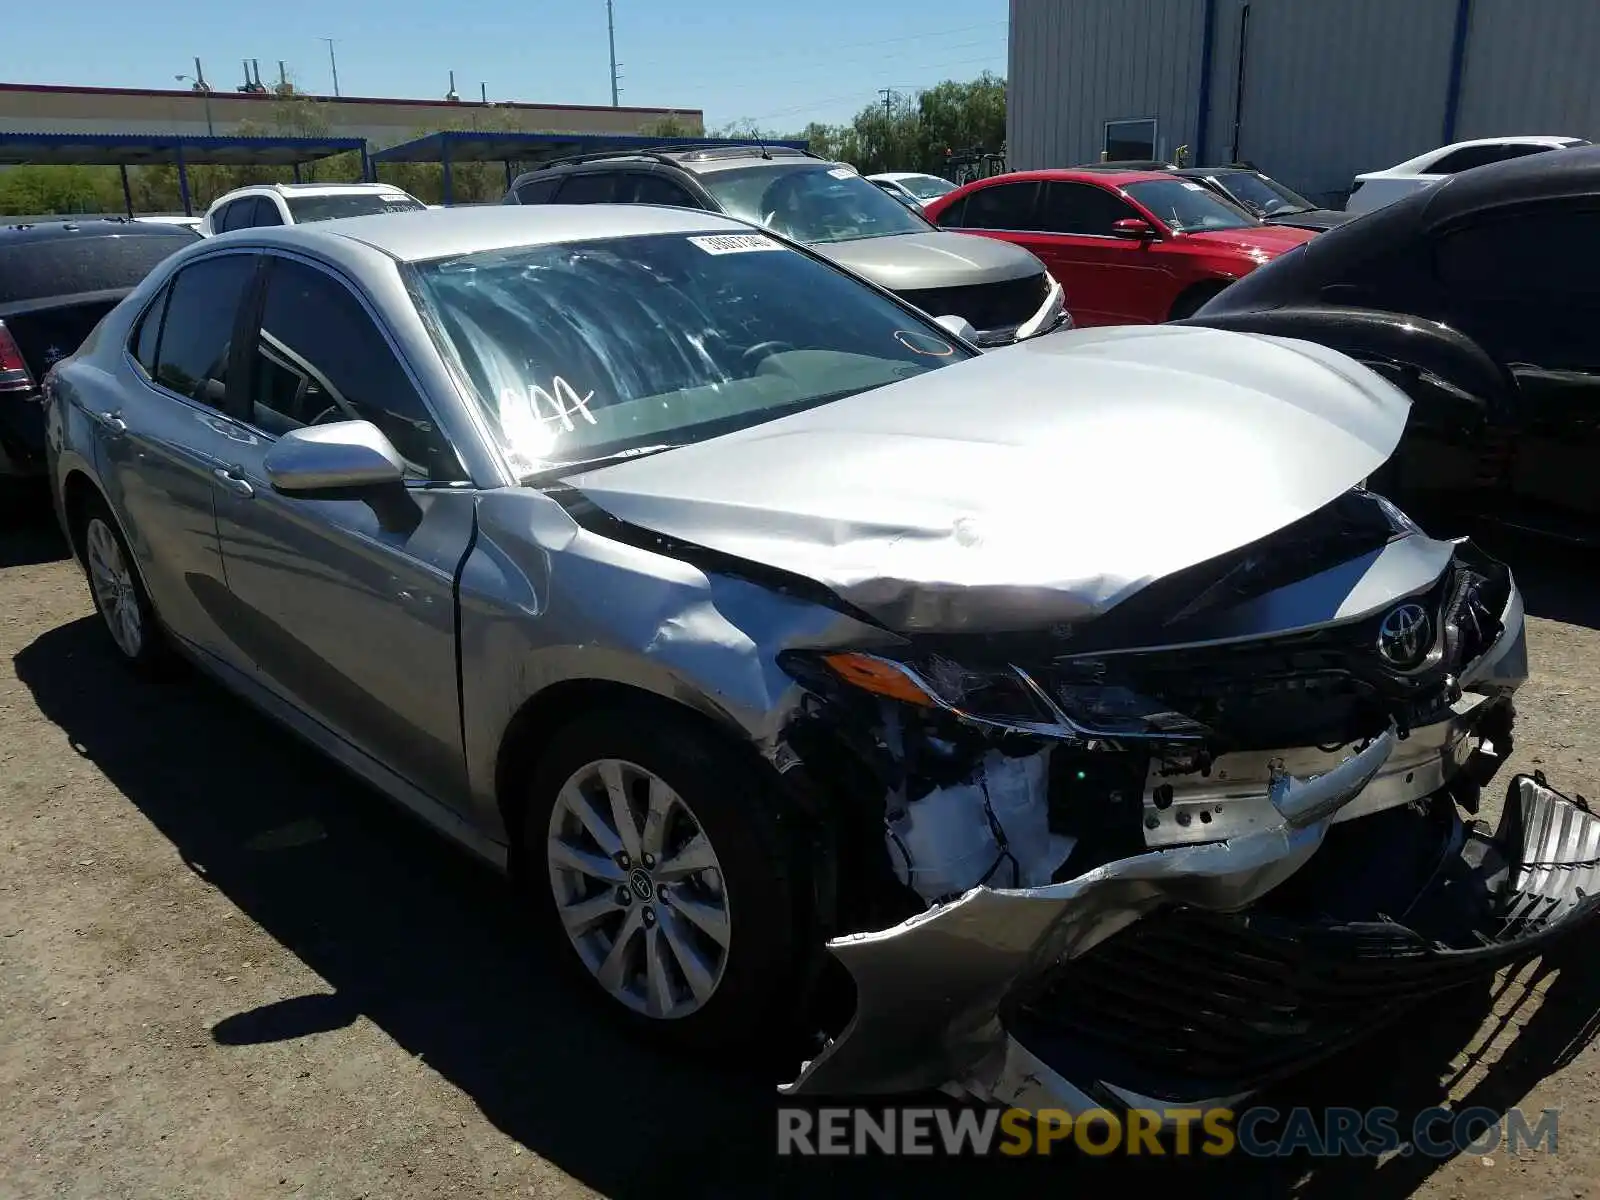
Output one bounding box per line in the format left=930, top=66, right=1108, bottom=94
left=521, top=443, right=681, bottom=483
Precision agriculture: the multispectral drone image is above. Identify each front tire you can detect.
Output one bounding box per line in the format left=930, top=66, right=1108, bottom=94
left=522, top=711, right=807, bottom=1053
left=76, top=498, right=170, bottom=675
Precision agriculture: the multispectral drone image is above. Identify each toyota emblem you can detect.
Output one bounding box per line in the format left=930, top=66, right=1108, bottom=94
left=629, top=868, right=654, bottom=902
left=1377, top=603, right=1433, bottom=669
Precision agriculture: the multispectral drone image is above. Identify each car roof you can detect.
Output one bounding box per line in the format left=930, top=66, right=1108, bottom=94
left=1390, top=135, right=1584, bottom=174
left=0, top=217, right=198, bottom=245
left=235, top=202, right=757, bottom=263
left=514, top=144, right=821, bottom=183
left=972, top=168, right=1181, bottom=188
left=210, top=182, right=415, bottom=206
left=868, top=172, right=939, bottom=182
left=1417, top=141, right=1600, bottom=225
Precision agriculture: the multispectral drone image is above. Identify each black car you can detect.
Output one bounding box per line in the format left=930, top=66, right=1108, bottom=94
left=0, top=218, right=199, bottom=477
left=1173, top=165, right=1354, bottom=232
left=1180, top=145, right=1600, bottom=542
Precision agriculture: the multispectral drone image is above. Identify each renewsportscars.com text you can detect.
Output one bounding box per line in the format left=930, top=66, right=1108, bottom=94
left=776, top=1105, right=1559, bottom=1158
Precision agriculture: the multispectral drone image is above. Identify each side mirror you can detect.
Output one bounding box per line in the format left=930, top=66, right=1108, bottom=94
left=1112, top=218, right=1158, bottom=240
left=263, top=420, right=406, bottom=493
left=933, top=314, right=979, bottom=342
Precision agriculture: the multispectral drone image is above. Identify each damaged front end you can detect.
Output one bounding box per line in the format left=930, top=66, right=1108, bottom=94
left=774, top=489, right=1600, bottom=1114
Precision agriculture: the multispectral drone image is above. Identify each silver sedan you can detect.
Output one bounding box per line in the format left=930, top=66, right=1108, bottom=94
left=41, top=203, right=1600, bottom=1116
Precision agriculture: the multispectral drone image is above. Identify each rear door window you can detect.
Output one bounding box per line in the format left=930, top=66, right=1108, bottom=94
left=514, top=177, right=562, bottom=204
left=130, top=283, right=170, bottom=375
left=935, top=195, right=969, bottom=227
left=1428, top=143, right=1554, bottom=175
left=1039, top=182, right=1140, bottom=235
left=251, top=198, right=285, bottom=227
left=152, top=254, right=257, bottom=409
left=554, top=173, right=620, bottom=204
left=958, top=181, right=1041, bottom=230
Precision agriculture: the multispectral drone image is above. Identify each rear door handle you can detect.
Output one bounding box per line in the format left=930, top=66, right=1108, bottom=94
left=90, top=408, right=127, bottom=434
left=213, top=466, right=255, bottom=499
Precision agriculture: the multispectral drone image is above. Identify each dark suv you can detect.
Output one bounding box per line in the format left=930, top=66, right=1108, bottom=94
left=504, top=144, right=1066, bottom=347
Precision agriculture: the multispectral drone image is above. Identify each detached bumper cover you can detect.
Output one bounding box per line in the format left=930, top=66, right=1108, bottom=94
left=785, top=770, right=1600, bottom=1112
left=782, top=728, right=1401, bottom=1099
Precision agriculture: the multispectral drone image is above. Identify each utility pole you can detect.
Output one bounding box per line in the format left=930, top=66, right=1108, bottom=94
left=321, top=38, right=340, bottom=97
left=880, top=87, right=895, bottom=121
left=606, top=0, right=620, bottom=106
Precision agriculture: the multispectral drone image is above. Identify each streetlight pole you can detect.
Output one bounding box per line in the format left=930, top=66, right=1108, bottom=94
left=175, top=73, right=215, bottom=136
left=321, top=38, right=341, bottom=97
left=606, top=0, right=619, bottom=106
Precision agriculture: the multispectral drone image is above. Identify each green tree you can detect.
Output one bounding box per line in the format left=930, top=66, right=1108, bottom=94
left=704, top=71, right=1005, bottom=177
left=639, top=112, right=701, bottom=138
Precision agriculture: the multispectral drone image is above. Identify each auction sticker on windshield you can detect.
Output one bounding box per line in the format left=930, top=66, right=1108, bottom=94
left=687, top=233, right=786, bottom=254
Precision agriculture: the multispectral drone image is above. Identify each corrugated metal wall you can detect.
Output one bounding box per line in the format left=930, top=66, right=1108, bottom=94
left=1454, top=0, right=1600, bottom=139
left=1009, top=0, right=1600, bottom=207
left=1202, top=0, right=1458, bottom=202
left=1007, top=0, right=1205, bottom=171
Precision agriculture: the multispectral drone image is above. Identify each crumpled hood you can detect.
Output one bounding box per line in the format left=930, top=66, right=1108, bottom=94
left=810, top=229, right=1045, bottom=292
left=564, top=325, right=1412, bottom=634
left=1182, top=224, right=1320, bottom=258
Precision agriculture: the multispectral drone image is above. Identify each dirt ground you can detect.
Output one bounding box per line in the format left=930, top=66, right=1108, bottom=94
left=4, top=491, right=1600, bottom=1200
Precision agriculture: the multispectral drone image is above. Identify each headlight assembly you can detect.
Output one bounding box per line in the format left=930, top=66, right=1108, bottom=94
left=789, top=650, right=1210, bottom=744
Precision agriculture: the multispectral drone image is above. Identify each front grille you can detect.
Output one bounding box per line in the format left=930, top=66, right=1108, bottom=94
left=1037, top=555, right=1511, bottom=751
left=895, top=272, right=1049, bottom=333
left=1010, top=905, right=1531, bottom=1100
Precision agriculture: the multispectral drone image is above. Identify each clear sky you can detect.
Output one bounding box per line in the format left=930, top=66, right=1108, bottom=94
left=2, top=1, right=1009, bottom=132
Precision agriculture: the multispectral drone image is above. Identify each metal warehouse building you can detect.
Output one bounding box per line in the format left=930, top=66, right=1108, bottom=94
left=1007, top=0, right=1600, bottom=204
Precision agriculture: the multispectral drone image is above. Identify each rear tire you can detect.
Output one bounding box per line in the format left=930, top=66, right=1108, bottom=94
left=75, top=496, right=172, bottom=676
left=520, top=709, right=808, bottom=1054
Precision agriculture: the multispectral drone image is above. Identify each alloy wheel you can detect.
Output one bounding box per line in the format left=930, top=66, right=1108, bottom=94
left=85, top=517, right=143, bottom=659
left=545, top=757, right=732, bottom=1019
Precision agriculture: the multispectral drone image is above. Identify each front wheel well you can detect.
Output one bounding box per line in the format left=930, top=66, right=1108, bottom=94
left=1168, top=279, right=1232, bottom=321
left=492, top=680, right=777, bottom=873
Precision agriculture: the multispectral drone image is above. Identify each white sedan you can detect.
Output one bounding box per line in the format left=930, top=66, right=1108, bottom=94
left=865, top=171, right=959, bottom=209
left=1344, top=135, right=1587, bottom=215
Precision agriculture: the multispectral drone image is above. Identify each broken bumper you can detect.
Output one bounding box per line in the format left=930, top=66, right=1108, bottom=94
left=780, top=575, right=1592, bottom=1114
left=785, top=767, right=1600, bottom=1114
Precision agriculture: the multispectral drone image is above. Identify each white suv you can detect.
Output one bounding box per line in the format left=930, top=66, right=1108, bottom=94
left=199, top=183, right=425, bottom=236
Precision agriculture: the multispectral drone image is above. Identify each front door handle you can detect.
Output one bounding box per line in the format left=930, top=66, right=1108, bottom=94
left=213, top=466, right=255, bottom=499
left=90, top=408, right=127, bottom=434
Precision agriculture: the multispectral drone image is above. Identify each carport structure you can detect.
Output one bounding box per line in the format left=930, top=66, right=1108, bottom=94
left=0, top=131, right=370, bottom=217
left=369, top=130, right=811, bottom=204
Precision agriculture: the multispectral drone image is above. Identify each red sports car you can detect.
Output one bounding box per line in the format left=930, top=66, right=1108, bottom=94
left=922, top=169, right=1318, bottom=325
